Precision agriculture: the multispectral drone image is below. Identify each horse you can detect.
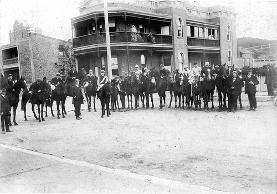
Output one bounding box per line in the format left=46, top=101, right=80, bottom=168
left=51, top=81, right=67, bottom=119
left=181, top=73, right=193, bottom=109
left=97, top=82, right=111, bottom=118
left=201, top=71, right=215, bottom=110
left=150, top=69, right=168, bottom=109
left=191, top=76, right=202, bottom=110
left=173, top=72, right=183, bottom=108
left=124, top=76, right=133, bottom=109
left=110, top=79, right=120, bottom=112
left=6, top=77, right=27, bottom=125
left=130, top=73, right=144, bottom=109
left=214, top=68, right=228, bottom=110
left=119, top=79, right=126, bottom=109
left=29, top=80, right=50, bottom=122
left=84, top=76, right=98, bottom=112
left=145, top=74, right=156, bottom=109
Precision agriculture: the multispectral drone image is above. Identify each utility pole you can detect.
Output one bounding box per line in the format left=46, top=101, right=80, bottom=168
left=104, top=0, right=112, bottom=80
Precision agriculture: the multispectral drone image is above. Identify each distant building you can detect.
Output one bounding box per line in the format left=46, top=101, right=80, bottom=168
left=237, top=47, right=254, bottom=68
left=71, top=0, right=237, bottom=77
left=0, top=21, right=72, bottom=83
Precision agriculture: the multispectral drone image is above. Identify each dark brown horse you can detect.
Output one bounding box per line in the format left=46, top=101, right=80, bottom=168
left=97, top=82, right=111, bottom=118
left=84, top=76, right=98, bottom=112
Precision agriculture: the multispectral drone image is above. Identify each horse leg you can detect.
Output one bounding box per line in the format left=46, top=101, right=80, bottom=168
left=12, top=106, right=18, bottom=125
left=57, top=101, right=60, bottom=119
left=130, top=95, right=133, bottom=109
left=182, top=95, right=185, bottom=109
left=223, top=92, right=227, bottom=109
left=107, top=101, right=110, bottom=117
left=37, top=104, right=41, bottom=122
left=50, top=100, right=55, bottom=117
left=24, top=106, right=28, bottom=121
left=211, top=92, right=214, bottom=109
left=41, top=104, right=45, bottom=121
left=174, top=94, right=177, bottom=108
left=116, top=96, right=120, bottom=111
left=93, top=96, right=97, bottom=112
left=159, top=95, right=163, bottom=109
left=32, top=104, right=38, bottom=120
left=101, top=101, right=104, bottom=118
left=61, top=100, right=65, bottom=118
left=239, top=94, right=243, bottom=109
left=169, top=91, right=172, bottom=108
left=151, top=94, right=154, bottom=108
left=141, top=94, right=145, bottom=108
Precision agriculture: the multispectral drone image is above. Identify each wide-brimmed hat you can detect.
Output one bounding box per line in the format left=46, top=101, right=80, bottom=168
left=8, top=74, right=12, bottom=77
left=135, top=64, right=139, bottom=68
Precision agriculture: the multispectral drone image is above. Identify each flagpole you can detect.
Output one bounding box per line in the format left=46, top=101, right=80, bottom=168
left=104, top=0, right=112, bottom=80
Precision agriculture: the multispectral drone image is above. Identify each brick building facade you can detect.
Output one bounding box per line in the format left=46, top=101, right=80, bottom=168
left=0, top=21, right=72, bottom=83
left=72, top=0, right=237, bottom=77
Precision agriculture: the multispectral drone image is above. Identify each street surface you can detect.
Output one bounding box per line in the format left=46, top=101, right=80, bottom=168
left=0, top=93, right=276, bottom=193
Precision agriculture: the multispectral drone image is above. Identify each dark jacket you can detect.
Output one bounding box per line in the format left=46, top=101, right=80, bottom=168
left=244, top=75, right=259, bottom=94
left=72, top=85, right=84, bottom=104
left=227, top=76, right=242, bottom=96
left=68, top=70, right=78, bottom=78
left=0, top=94, right=11, bottom=115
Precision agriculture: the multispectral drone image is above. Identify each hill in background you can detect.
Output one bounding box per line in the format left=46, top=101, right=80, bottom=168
left=237, top=37, right=277, bottom=59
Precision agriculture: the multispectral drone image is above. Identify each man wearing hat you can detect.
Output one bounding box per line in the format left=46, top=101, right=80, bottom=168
left=1, top=88, right=12, bottom=133
left=226, top=70, right=242, bottom=111
left=244, top=70, right=259, bottom=110
left=134, top=64, right=142, bottom=77
left=6, top=74, right=14, bottom=95
left=51, top=72, right=63, bottom=86
left=72, top=79, right=84, bottom=120
left=98, top=69, right=108, bottom=91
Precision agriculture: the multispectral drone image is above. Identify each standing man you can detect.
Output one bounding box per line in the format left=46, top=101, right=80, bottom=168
left=1, top=88, right=12, bottom=133
left=68, top=66, right=78, bottom=79
left=72, top=79, right=84, bottom=120
left=201, top=62, right=212, bottom=77
left=265, top=65, right=274, bottom=96
left=6, top=74, right=14, bottom=95
left=227, top=70, right=241, bottom=111
left=245, top=70, right=259, bottom=111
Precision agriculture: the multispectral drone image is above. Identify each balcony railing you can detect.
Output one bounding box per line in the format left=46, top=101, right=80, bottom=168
left=73, top=32, right=172, bottom=48
left=187, top=37, right=220, bottom=47
left=3, top=57, right=18, bottom=65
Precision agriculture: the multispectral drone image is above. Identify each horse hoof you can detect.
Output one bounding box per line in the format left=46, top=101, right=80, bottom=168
left=45, top=115, right=48, bottom=118
left=62, top=115, right=65, bottom=118
left=35, top=118, right=38, bottom=120
left=39, top=120, right=41, bottom=122
left=52, top=115, right=55, bottom=117
left=42, top=118, right=45, bottom=121
left=89, top=109, right=91, bottom=112
left=94, top=110, right=97, bottom=112
left=14, top=122, right=18, bottom=126
left=101, top=115, right=104, bottom=118
left=24, top=119, right=28, bottom=121
left=58, top=117, right=60, bottom=119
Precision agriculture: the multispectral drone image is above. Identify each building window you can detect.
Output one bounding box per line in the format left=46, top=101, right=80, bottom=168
left=177, top=17, right=183, bottom=37
left=109, top=18, right=116, bottom=32
left=111, top=56, right=119, bottom=76
left=186, top=26, right=191, bottom=37
left=141, top=54, right=146, bottom=68
left=227, top=25, right=231, bottom=41
left=190, top=26, right=195, bottom=37
left=198, top=27, right=204, bottom=38
left=228, top=50, right=232, bottom=62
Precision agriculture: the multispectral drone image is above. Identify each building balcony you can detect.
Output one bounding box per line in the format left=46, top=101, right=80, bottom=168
left=187, top=37, right=220, bottom=47
left=3, top=57, right=18, bottom=65
left=73, top=32, right=172, bottom=48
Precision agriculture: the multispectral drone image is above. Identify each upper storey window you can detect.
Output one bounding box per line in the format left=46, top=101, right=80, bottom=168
left=177, top=17, right=183, bottom=37
left=227, top=25, right=231, bottom=41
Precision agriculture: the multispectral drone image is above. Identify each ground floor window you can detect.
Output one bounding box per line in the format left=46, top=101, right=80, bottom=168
left=111, top=56, right=119, bottom=76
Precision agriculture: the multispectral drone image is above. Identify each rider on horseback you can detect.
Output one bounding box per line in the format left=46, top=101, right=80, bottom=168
left=50, top=73, right=63, bottom=89
left=98, top=69, right=108, bottom=91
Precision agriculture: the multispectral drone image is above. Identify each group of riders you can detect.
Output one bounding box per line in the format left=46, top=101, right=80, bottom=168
left=0, top=61, right=260, bottom=133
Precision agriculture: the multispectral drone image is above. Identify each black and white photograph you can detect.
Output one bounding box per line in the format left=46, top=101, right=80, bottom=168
left=0, top=0, right=276, bottom=193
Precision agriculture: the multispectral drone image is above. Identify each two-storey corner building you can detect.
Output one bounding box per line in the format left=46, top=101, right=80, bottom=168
left=71, top=0, right=237, bottom=77
left=0, top=21, right=72, bottom=83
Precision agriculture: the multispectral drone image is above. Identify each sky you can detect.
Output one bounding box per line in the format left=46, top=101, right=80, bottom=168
left=0, top=0, right=276, bottom=46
